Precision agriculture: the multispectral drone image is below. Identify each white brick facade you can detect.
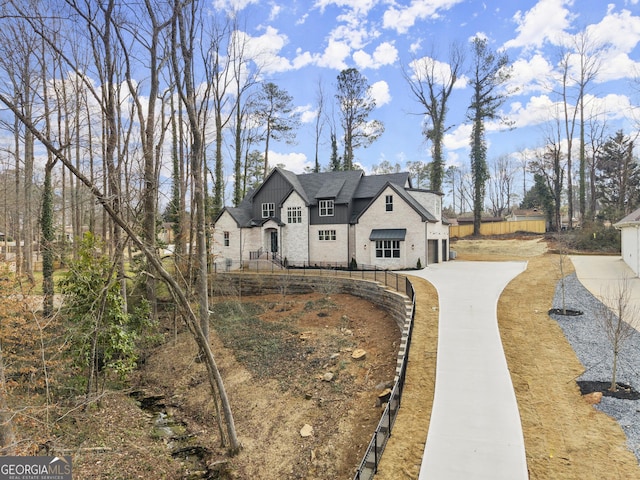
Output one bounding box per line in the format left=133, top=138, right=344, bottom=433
left=212, top=168, right=450, bottom=270
left=281, top=192, right=309, bottom=264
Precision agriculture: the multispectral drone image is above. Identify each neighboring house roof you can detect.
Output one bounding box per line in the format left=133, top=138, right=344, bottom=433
left=614, top=207, right=640, bottom=228
left=509, top=209, right=545, bottom=217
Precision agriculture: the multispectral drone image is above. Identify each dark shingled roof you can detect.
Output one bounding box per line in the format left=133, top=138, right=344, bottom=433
left=295, top=170, right=363, bottom=205
left=218, top=167, right=440, bottom=227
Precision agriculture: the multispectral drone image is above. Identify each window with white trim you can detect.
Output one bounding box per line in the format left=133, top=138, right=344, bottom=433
left=319, top=199, right=334, bottom=216
left=385, top=195, right=393, bottom=212
left=262, top=202, right=275, bottom=218
left=318, top=230, right=336, bottom=241
left=375, top=240, right=400, bottom=258
left=223, top=231, right=230, bottom=246
left=287, top=206, right=302, bottom=224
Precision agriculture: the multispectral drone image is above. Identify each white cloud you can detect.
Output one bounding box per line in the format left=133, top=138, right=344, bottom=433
left=444, top=123, right=472, bottom=151
left=315, top=39, right=351, bottom=69
left=503, top=0, right=575, bottom=50
left=239, top=27, right=291, bottom=73
left=370, top=80, right=391, bottom=106
left=328, top=24, right=379, bottom=50
left=507, top=95, right=559, bottom=128
left=507, top=54, right=555, bottom=94
left=596, top=52, right=640, bottom=83
left=353, top=42, right=398, bottom=69
left=296, top=104, right=318, bottom=124
left=269, top=4, right=282, bottom=21
left=409, top=56, right=467, bottom=89
left=586, top=8, right=640, bottom=53
left=314, top=0, right=378, bottom=17
left=270, top=151, right=311, bottom=173
left=383, top=0, right=464, bottom=34
left=212, top=0, right=258, bottom=11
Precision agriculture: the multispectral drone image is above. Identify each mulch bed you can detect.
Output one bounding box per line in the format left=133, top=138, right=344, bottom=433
left=577, top=380, right=640, bottom=400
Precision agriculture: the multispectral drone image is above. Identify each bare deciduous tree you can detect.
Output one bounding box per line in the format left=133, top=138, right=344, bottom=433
left=599, top=276, right=639, bottom=393
left=404, top=43, right=464, bottom=193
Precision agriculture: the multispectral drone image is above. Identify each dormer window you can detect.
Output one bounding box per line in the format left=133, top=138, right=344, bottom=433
left=385, top=195, right=393, bottom=212
left=262, top=202, right=275, bottom=218
left=319, top=199, right=334, bottom=217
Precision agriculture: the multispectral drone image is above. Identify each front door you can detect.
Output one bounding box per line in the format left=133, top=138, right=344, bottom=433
left=270, top=231, right=278, bottom=253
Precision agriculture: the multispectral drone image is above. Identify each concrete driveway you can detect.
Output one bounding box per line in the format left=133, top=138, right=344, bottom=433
left=409, top=260, right=529, bottom=480
left=570, top=255, right=640, bottom=328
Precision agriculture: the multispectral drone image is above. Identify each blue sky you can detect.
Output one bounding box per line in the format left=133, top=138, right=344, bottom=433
left=214, top=0, right=640, bottom=202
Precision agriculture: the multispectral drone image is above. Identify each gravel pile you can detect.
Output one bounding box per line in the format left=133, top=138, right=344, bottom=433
left=550, top=273, right=640, bottom=461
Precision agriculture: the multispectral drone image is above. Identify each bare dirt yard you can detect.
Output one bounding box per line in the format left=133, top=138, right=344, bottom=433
left=377, top=236, right=640, bottom=479
left=131, top=291, right=401, bottom=479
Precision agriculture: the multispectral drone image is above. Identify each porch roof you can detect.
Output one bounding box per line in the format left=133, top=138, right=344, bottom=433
left=369, top=228, right=407, bottom=241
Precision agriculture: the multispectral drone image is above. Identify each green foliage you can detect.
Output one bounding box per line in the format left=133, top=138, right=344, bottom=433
left=416, top=258, right=422, bottom=269
left=562, top=223, right=621, bottom=253
left=335, top=68, right=384, bottom=170
left=59, top=233, right=146, bottom=389
left=521, top=173, right=554, bottom=227
left=349, top=258, right=357, bottom=270
left=595, top=130, right=640, bottom=222
left=467, top=37, right=511, bottom=234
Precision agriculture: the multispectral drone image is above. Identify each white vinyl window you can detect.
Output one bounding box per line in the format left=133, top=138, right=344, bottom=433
left=262, top=202, right=275, bottom=218
left=319, top=199, right=334, bottom=217
left=287, top=206, right=302, bottom=224
left=375, top=240, right=400, bottom=258
left=385, top=195, right=393, bottom=212
left=318, top=230, right=336, bottom=241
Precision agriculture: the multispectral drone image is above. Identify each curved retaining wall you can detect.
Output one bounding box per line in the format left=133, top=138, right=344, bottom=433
left=212, top=273, right=414, bottom=381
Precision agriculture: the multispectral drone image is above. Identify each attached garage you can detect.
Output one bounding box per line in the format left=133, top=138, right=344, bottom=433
left=614, top=207, right=640, bottom=277
left=428, top=239, right=438, bottom=264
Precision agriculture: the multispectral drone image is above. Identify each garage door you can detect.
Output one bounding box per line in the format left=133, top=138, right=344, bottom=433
left=428, top=240, right=438, bottom=264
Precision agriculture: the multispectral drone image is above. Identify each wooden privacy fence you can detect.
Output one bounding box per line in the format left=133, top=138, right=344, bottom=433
left=450, top=219, right=546, bottom=238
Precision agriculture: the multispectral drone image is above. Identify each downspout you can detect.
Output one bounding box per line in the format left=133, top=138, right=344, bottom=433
left=425, top=220, right=429, bottom=266
left=636, top=225, right=639, bottom=278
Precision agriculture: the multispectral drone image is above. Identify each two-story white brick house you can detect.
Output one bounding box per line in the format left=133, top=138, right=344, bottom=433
left=212, top=167, right=450, bottom=270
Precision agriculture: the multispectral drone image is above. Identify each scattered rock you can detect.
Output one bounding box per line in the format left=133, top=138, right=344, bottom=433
left=330, top=353, right=340, bottom=361
left=300, top=424, right=314, bottom=437
left=322, top=372, right=334, bottom=382
left=583, top=391, right=603, bottom=405
left=376, top=388, right=392, bottom=407
left=351, top=349, right=367, bottom=360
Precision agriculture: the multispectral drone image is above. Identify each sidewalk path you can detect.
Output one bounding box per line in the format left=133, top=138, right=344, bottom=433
left=412, top=261, right=529, bottom=480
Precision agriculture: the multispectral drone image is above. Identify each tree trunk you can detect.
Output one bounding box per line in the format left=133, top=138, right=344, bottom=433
left=0, top=345, right=15, bottom=455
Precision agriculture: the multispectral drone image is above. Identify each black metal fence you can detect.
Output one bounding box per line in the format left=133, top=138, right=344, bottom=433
left=213, top=259, right=418, bottom=479
left=352, top=278, right=415, bottom=480
left=212, top=259, right=416, bottom=301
